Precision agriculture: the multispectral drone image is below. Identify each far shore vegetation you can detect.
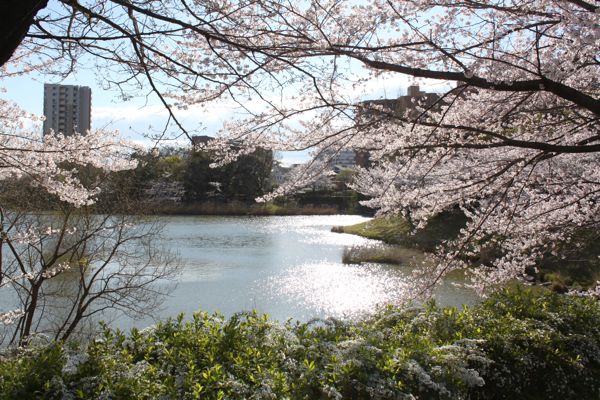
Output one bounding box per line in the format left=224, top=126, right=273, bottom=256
left=147, top=201, right=340, bottom=216
left=96, top=146, right=372, bottom=216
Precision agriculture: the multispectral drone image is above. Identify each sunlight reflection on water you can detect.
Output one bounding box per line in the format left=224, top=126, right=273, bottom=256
left=264, top=261, right=412, bottom=319
left=104, top=215, right=478, bottom=329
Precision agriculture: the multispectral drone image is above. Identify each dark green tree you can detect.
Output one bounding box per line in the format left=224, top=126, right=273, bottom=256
left=220, top=148, right=273, bottom=202
left=183, top=148, right=272, bottom=203
left=183, top=151, right=220, bottom=202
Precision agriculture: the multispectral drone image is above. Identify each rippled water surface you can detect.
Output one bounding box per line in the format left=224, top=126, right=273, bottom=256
left=118, top=215, right=477, bottom=328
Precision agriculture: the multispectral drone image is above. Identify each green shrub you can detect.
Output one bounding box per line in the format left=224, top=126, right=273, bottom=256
left=0, top=343, right=66, bottom=400
left=1, top=288, right=599, bottom=399
left=465, top=288, right=600, bottom=399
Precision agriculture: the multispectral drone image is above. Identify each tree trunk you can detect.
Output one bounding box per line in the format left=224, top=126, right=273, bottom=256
left=19, top=281, right=41, bottom=345
left=0, top=0, right=49, bottom=67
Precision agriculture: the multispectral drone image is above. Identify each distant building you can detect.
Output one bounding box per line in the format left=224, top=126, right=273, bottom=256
left=328, top=149, right=356, bottom=169
left=43, top=84, right=91, bottom=136
left=358, top=84, right=442, bottom=122
left=191, top=135, right=214, bottom=147
left=144, top=181, right=185, bottom=203
left=317, top=148, right=357, bottom=170
left=271, top=163, right=292, bottom=186
left=352, top=85, right=443, bottom=164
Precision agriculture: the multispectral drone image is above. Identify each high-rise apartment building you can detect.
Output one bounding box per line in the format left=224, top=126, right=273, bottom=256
left=43, top=84, right=91, bottom=136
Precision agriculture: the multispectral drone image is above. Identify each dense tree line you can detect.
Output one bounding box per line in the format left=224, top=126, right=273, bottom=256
left=114, top=146, right=274, bottom=204
left=184, top=147, right=273, bottom=202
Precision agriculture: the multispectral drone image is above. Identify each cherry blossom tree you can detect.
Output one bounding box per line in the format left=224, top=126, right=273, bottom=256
left=0, top=193, right=178, bottom=345
left=3, top=0, right=599, bottom=295
left=0, top=95, right=146, bottom=329
left=0, top=46, right=146, bottom=324
left=1, top=4, right=145, bottom=329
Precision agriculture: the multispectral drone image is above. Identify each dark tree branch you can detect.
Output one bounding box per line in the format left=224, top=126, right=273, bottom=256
left=0, top=0, right=49, bottom=66
left=339, top=51, right=600, bottom=116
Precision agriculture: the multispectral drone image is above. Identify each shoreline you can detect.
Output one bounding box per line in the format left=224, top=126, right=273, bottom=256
left=134, top=202, right=365, bottom=216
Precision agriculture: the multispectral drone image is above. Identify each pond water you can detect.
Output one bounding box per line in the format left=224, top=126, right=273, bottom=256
left=120, top=215, right=478, bottom=329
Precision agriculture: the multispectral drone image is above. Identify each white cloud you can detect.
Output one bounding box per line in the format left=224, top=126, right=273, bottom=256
left=92, top=99, right=243, bottom=144
left=93, top=100, right=238, bottom=125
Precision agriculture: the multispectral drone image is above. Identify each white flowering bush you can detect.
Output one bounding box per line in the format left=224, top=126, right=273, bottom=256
left=1, top=288, right=598, bottom=399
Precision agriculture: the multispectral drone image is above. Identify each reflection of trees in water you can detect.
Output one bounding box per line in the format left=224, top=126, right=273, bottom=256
left=0, top=209, right=178, bottom=346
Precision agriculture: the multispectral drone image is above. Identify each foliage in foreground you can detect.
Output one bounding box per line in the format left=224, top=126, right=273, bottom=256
left=1, top=288, right=599, bottom=400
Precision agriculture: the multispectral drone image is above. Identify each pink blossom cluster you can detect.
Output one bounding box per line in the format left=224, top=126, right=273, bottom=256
left=0, top=94, right=139, bottom=206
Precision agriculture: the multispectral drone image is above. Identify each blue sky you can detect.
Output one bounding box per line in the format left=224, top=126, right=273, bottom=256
left=2, top=59, right=450, bottom=165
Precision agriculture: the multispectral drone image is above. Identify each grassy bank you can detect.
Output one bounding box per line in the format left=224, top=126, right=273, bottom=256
left=342, top=244, right=424, bottom=265
left=332, top=210, right=466, bottom=252
left=333, top=211, right=466, bottom=264
left=141, top=201, right=341, bottom=216
left=335, top=213, right=599, bottom=292
left=2, top=288, right=599, bottom=399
